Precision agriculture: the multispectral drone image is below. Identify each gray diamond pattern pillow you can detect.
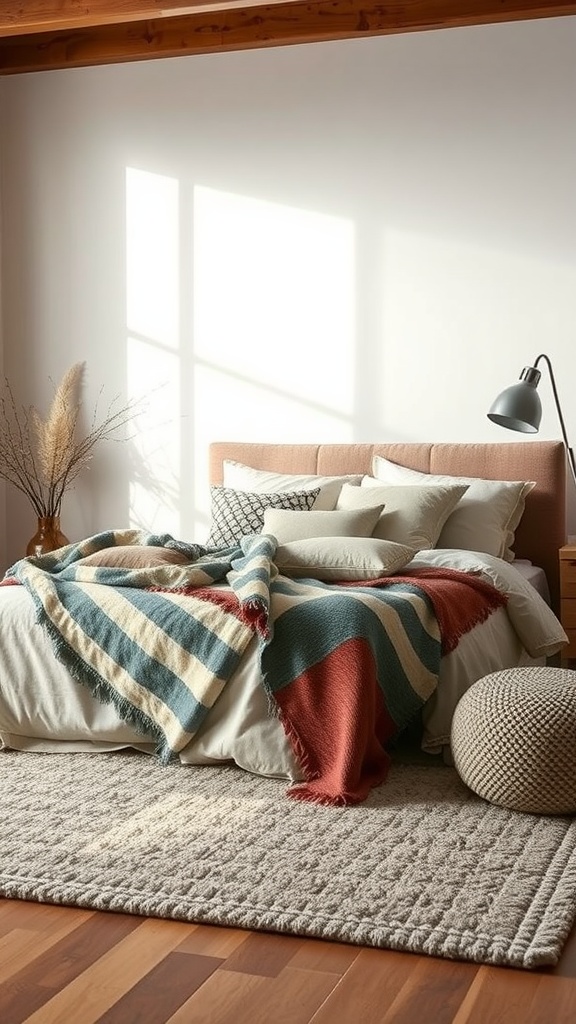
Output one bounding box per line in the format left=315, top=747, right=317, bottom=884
left=206, top=486, right=321, bottom=549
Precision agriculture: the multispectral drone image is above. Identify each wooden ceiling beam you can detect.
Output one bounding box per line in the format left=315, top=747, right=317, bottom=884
left=0, top=0, right=574, bottom=74
left=0, top=2, right=240, bottom=36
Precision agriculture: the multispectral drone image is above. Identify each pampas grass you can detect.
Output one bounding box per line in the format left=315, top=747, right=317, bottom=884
left=0, top=363, right=139, bottom=518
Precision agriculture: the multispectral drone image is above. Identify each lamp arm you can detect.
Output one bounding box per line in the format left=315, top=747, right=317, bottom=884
left=534, top=353, right=576, bottom=489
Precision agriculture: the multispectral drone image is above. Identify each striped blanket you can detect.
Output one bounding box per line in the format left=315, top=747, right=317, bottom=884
left=262, top=569, right=507, bottom=804
left=5, top=530, right=507, bottom=802
left=4, top=530, right=273, bottom=763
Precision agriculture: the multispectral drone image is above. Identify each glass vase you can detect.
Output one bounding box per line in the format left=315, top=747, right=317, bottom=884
left=26, top=516, right=69, bottom=558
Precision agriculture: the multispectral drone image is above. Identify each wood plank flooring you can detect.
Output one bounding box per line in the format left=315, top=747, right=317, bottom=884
left=0, top=899, right=575, bottom=1022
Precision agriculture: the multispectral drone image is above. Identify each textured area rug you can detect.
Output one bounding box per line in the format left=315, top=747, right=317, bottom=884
left=1, top=749, right=576, bottom=970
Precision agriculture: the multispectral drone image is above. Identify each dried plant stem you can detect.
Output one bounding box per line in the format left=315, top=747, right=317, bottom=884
left=0, top=365, right=140, bottom=519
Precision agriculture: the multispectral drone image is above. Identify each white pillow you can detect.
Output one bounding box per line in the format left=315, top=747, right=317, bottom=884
left=222, top=460, right=362, bottom=511
left=275, top=537, right=416, bottom=581
left=371, top=455, right=535, bottom=561
left=262, top=505, right=384, bottom=545
left=337, top=480, right=468, bottom=551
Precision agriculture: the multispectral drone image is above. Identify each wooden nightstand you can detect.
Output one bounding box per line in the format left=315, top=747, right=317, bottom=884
left=559, top=540, right=576, bottom=665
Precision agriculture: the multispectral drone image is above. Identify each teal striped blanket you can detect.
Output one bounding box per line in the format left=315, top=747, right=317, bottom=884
left=260, top=568, right=506, bottom=803
left=5, top=530, right=506, bottom=802
left=5, top=529, right=274, bottom=763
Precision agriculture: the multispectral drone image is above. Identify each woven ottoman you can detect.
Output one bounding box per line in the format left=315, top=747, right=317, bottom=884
left=451, top=666, right=576, bottom=814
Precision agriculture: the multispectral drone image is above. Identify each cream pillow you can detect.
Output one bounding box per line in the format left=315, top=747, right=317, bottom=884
left=371, top=455, right=535, bottom=561
left=262, top=505, right=384, bottom=545
left=337, top=480, right=468, bottom=551
left=222, top=460, right=362, bottom=511
left=275, top=537, right=416, bottom=581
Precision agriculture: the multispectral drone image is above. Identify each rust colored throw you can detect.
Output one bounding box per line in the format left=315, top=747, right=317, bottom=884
left=262, top=568, right=508, bottom=806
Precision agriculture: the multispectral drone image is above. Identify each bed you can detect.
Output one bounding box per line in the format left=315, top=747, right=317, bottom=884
left=0, top=439, right=569, bottom=804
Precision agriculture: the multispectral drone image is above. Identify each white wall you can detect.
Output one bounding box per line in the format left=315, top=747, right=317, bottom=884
left=0, top=133, right=4, bottom=569
left=0, top=17, right=575, bottom=564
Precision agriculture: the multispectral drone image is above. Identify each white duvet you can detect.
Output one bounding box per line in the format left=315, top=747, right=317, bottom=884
left=0, top=550, right=567, bottom=776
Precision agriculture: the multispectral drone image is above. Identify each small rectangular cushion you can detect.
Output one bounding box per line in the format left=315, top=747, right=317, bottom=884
left=262, top=505, right=384, bottom=545
left=337, top=480, right=468, bottom=551
left=222, top=460, right=362, bottom=510
left=76, top=546, right=190, bottom=568
left=275, top=537, right=416, bottom=581
left=206, top=486, right=320, bottom=548
left=371, top=454, right=535, bottom=561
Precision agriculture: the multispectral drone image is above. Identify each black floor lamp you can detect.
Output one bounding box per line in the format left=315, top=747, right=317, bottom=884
left=488, top=353, right=576, bottom=489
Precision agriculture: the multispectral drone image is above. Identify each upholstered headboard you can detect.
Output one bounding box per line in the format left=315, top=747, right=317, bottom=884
left=209, top=440, right=567, bottom=612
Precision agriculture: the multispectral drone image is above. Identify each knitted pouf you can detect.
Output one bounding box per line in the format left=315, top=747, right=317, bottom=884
left=451, top=666, right=576, bottom=814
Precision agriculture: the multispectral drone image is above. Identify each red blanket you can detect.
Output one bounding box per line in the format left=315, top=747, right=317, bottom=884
left=263, top=568, right=507, bottom=805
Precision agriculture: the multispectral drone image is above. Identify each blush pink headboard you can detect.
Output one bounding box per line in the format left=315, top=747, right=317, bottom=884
left=209, top=440, right=567, bottom=613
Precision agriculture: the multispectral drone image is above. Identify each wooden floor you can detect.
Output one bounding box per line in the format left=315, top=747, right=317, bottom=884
left=0, top=900, right=575, bottom=1023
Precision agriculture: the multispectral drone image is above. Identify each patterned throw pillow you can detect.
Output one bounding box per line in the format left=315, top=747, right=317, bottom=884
left=206, top=486, right=321, bottom=549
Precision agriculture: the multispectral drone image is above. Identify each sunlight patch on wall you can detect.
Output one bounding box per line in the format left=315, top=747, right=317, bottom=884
left=192, top=185, right=356, bottom=539
left=126, top=167, right=181, bottom=536
left=193, top=185, right=355, bottom=417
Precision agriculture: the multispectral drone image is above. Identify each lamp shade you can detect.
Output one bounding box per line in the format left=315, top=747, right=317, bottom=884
left=487, top=366, right=542, bottom=433
left=488, top=353, right=576, bottom=489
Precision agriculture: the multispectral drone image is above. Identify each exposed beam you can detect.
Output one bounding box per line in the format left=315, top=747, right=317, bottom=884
left=0, top=0, right=574, bottom=74
left=0, top=2, right=260, bottom=37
